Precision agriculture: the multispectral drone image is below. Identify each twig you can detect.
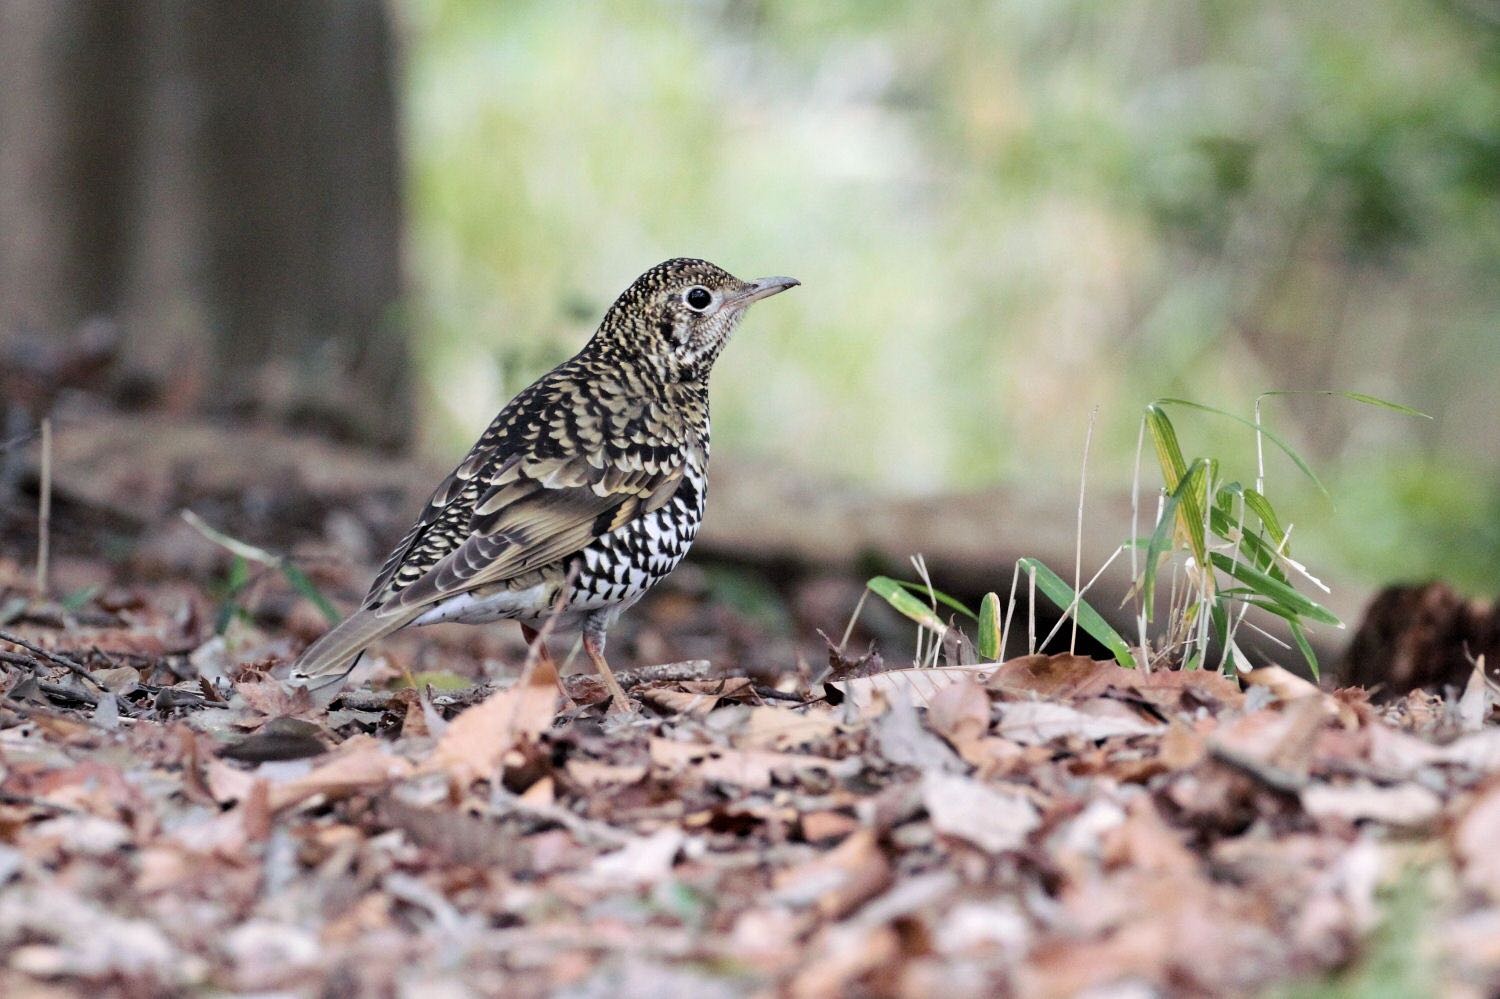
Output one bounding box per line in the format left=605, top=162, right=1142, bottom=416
left=35, top=418, right=51, bottom=596
left=1071, top=406, right=1098, bottom=655
left=0, top=630, right=106, bottom=691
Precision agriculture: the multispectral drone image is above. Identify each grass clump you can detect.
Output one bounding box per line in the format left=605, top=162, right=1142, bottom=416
left=868, top=393, right=1425, bottom=676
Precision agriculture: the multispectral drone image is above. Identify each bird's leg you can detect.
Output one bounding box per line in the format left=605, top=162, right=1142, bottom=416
left=582, top=614, right=632, bottom=713
left=519, top=623, right=573, bottom=703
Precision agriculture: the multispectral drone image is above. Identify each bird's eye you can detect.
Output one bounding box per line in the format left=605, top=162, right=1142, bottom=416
left=684, top=286, right=713, bottom=311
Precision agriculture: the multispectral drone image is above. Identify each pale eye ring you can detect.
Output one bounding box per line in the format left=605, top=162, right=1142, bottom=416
left=684, top=286, right=713, bottom=311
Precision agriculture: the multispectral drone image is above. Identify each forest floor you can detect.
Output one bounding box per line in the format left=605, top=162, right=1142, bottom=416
left=2, top=434, right=1500, bottom=997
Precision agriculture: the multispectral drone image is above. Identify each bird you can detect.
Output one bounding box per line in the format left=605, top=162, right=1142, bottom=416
left=291, top=258, right=798, bottom=709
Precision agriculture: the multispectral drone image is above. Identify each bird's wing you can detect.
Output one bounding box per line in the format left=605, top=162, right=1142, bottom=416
left=373, top=448, right=687, bottom=616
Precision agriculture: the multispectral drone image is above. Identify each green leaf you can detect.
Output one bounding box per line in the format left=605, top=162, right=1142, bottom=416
left=1141, top=483, right=1183, bottom=622
left=280, top=563, right=340, bottom=626
left=1257, top=389, right=1431, bottom=420
left=1208, top=505, right=1287, bottom=581
left=1143, top=404, right=1188, bottom=489
left=60, top=584, right=102, bottom=612
left=891, top=579, right=977, bottom=620
left=1208, top=552, right=1341, bottom=627
left=1153, top=397, right=1327, bottom=497
left=1241, top=488, right=1288, bottom=552
left=867, top=576, right=950, bottom=634
left=1143, top=407, right=1212, bottom=570
left=1289, top=620, right=1321, bottom=680
left=978, top=592, right=1002, bottom=660
left=1017, top=558, right=1137, bottom=668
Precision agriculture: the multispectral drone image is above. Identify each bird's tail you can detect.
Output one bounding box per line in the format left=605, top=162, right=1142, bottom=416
left=290, top=606, right=422, bottom=692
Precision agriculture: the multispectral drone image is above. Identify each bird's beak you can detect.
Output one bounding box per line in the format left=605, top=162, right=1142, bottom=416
left=729, top=275, right=800, bottom=308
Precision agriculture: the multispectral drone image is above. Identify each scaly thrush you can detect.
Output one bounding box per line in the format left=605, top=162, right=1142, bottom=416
left=292, top=259, right=798, bottom=708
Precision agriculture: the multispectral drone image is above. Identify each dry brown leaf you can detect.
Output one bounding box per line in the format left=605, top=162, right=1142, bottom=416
left=1301, top=780, right=1443, bottom=828
left=234, top=679, right=314, bottom=718
left=1454, top=783, right=1500, bottom=900
left=921, top=772, right=1039, bottom=853
left=774, top=828, right=892, bottom=919
left=204, top=758, right=257, bottom=804
left=987, top=653, right=1117, bottom=697
left=789, top=923, right=900, bottom=999
left=588, top=828, right=685, bottom=885
left=565, top=759, right=648, bottom=788
left=1102, top=796, right=1198, bottom=875
left=990, top=653, right=1242, bottom=708
left=924, top=676, right=991, bottom=749
left=265, top=736, right=412, bottom=812
left=649, top=737, right=836, bottom=789
left=801, top=810, right=860, bottom=843
left=423, top=661, right=559, bottom=786
left=995, top=698, right=1162, bottom=746
left=836, top=666, right=993, bottom=715
left=740, top=705, right=839, bottom=750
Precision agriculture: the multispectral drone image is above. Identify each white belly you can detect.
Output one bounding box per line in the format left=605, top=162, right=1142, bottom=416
left=411, top=582, right=554, bottom=626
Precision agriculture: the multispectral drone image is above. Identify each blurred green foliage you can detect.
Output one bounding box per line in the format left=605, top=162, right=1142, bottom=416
left=402, top=0, right=1500, bottom=592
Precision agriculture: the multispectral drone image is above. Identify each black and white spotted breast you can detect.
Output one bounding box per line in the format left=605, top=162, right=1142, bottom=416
left=567, top=466, right=707, bottom=612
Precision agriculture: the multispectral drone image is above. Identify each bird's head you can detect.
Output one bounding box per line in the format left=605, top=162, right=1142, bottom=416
left=595, top=258, right=798, bottom=381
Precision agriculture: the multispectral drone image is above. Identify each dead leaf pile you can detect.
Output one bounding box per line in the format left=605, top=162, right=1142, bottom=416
left=4, top=591, right=1500, bottom=997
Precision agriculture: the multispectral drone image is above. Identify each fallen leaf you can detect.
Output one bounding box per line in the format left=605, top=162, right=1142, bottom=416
left=565, top=759, right=648, bottom=788
left=740, top=705, right=839, bottom=750
left=871, top=690, right=966, bottom=772
left=235, top=679, right=314, bottom=718
left=423, top=662, right=559, bottom=786
left=266, top=736, right=412, bottom=812
left=801, top=810, right=860, bottom=843
left=774, top=828, right=892, bottom=919
left=1301, top=780, right=1443, bottom=828
left=649, top=737, right=836, bottom=789
left=835, top=666, right=994, bottom=715
left=1455, top=783, right=1500, bottom=901
left=217, top=716, right=327, bottom=762
left=995, top=699, right=1162, bottom=746
left=990, top=652, right=1242, bottom=708
left=589, top=827, right=685, bottom=885
left=921, top=772, right=1039, bottom=853
left=924, top=676, right=991, bottom=750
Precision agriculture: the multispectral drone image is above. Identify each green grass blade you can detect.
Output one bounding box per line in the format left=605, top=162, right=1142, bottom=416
left=1142, top=485, right=1183, bottom=622
left=1154, top=397, right=1327, bottom=497
left=1241, top=488, right=1288, bottom=552
left=280, top=563, right=341, bottom=625
left=867, top=576, right=950, bottom=633
left=1144, top=408, right=1212, bottom=570
left=978, top=592, right=1002, bottom=660
left=1208, top=552, right=1341, bottom=626
left=1017, top=557, right=1137, bottom=668
left=889, top=578, right=977, bottom=620
left=1257, top=389, right=1431, bottom=421
left=1288, top=620, right=1321, bottom=679
left=1208, top=505, right=1286, bottom=580
left=1143, top=404, right=1188, bottom=489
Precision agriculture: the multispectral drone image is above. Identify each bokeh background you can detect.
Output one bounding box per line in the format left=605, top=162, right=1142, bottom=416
left=3, top=0, right=1497, bottom=604
left=404, top=0, right=1500, bottom=595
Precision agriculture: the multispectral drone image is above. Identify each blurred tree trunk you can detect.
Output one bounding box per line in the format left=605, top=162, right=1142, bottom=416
left=0, top=0, right=410, bottom=449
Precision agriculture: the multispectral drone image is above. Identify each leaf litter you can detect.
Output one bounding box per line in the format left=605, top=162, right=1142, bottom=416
left=2, top=569, right=1500, bottom=996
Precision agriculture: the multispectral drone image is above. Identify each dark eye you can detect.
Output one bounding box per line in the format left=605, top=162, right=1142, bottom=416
left=685, top=286, right=713, bottom=311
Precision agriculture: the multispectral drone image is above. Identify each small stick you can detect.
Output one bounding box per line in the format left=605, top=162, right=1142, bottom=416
left=0, top=630, right=106, bottom=691
left=1071, top=406, right=1098, bottom=655
left=35, top=418, right=51, bottom=596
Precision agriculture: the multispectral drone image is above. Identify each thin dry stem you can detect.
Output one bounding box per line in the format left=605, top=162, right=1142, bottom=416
left=34, top=418, right=51, bottom=596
